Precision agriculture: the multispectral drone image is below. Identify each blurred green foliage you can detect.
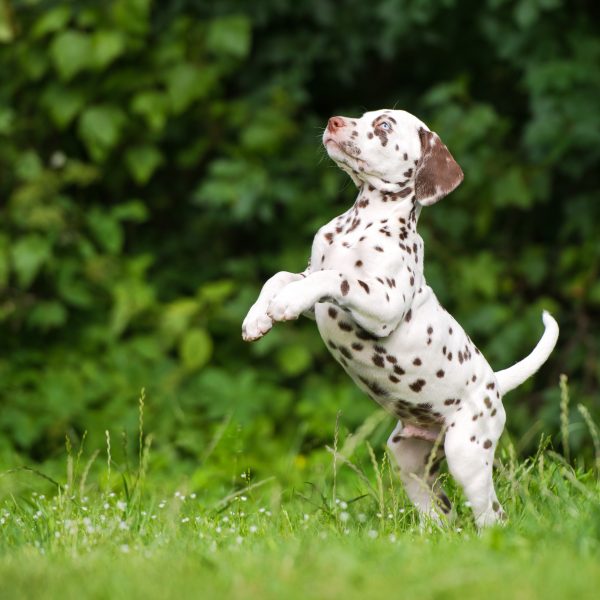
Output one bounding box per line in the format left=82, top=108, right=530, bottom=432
left=0, top=0, right=598, bottom=475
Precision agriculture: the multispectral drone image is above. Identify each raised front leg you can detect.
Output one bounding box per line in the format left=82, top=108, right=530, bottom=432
left=242, top=269, right=308, bottom=341
left=267, top=269, right=410, bottom=337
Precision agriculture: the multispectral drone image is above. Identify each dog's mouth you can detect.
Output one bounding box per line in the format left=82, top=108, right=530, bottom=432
left=324, top=137, right=366, bottom=167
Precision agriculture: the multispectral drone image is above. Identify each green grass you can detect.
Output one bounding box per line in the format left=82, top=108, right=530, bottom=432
left=1, top=385, right=600, bottom=599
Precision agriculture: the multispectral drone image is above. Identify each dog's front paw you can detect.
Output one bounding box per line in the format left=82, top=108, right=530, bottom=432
left=242, top=309, right=273, bottom=342
left=267, top=284, right=311, bottom=323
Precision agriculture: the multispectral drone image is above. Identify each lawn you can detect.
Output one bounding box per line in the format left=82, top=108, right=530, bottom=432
left=1, top=391, right=599, bottom=600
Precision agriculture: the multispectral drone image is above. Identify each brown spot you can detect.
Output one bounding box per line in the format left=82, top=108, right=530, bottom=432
left=436, top=370, right=445, bottom=378
left=491, top=408, right=497, bottom=417
left=486, top=382, right=495, bottom=390
left=327, top=341, right=337, bottom=350
left=470, top=436, right=476, bottom=442
left=484, top=397, right=492, bottom=409
left=356, top=329, right=377, bottom=341
left=386, top=355, right=397, bottom=364
left=409, top=379, right=426, bottom=392
left=351, top=342, right=364, bottom=351
left=393, top=365, right=405, bottom=375
left=413, top=357, right=422, bottom=366
left=328, top=307, right=338, bottom=319
left=404, top=309, right=412, bottom=322
left=339, top=346, right=352, bottom=360
left=338, top=321, right=353, bottom=332
left=447, top=352, right=453, bottom=361
left=389, top=375, right=400, bottom=383
left=472, top=414, right=478, bottom=421
left=427, top=326, right=433, bottom=335
left=341, top=280, right=350, bottom=296
left=492, top=501, right=500, bottom=512
left=355, top=260, right=363, bottom=267
left=374, top=246, right=384, bottom=252
left=372, top=354, right=385, bottom=368
left=392, top=435, right=402, bottom=443
left=374, top=345, right=386, bottom=354
left=444, top=399, right=455, bottom=406
left=358, top=280, right=370, bottom=294
left=471, top=375, right=477, bottom=382
left=483, top=440, right=492, bottom=449
left=367, top=381, right=387, bottom=396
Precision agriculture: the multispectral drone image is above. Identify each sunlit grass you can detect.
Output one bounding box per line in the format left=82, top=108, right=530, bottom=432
left=1, top=380, right=599, bottom=599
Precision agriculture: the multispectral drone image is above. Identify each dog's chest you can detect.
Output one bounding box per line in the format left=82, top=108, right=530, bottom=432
left=310, top=210, right=410, bottom=274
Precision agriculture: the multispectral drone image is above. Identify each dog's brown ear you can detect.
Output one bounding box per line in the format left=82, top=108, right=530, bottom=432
left=415, top=127, right=463, bottom=206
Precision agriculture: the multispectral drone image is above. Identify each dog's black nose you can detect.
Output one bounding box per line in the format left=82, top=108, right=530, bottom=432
left=327, top=116, right=346, bottom=133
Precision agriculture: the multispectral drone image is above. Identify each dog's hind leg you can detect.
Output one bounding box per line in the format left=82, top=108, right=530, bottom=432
left=387, top=422, right=451, bottom=522
left=443, top=402, right=507, bottom=528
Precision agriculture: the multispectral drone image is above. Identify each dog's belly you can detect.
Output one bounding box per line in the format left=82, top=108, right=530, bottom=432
left=315, top=295, right=493, bottom=428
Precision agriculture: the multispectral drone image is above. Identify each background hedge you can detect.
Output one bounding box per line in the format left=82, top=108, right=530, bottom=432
left=0, top=0, right=598, bottom=481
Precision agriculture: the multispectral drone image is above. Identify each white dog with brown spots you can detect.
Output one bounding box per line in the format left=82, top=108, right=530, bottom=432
left=242, top=109, right=559, bottom=528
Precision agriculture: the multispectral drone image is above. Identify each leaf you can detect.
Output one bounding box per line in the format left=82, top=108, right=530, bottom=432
left=15, top=151, right=43, bottom=182
left=0, top=1, right=17, bottom=42
left=206, top=16, right=252, bottom=59
left=10, top=235, right=52, bottom=288
left=111, top=0, right=151, bottom=35
left=27, top=301, right=68, bottom=330
left=131, top=91, right=169, bottom=131
left=111, top=200, right=148, bottom=222
left=165, top=63, right=218, bottom=114
left=161, top=299, right=199, bottom=343
left=198, top=280, right=236, bottom=304
left=78, top=105, right=126, bottom=162
left=179, top=328, right=213, bottom=371
left=86, top=208, right=124, bottom=254
left=0, top=107, right=15, bottom=135
left=41, top=85, right=86, bottom=128
left=125, top=145, right=163, bottom=184
left=111, top=278, right=155, bottom=336
left=32, top=5, right=72, bottom=38
left=276, top=344, right=312, bottom=376
left=50, top=30, right=92, bottom=80
left=0, top=234, right=9, bottom=291
left=91, top=30, right=126, bottom=69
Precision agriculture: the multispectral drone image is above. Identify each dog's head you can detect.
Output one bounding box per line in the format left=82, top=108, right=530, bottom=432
left=322, top=109, right=463, bottom=205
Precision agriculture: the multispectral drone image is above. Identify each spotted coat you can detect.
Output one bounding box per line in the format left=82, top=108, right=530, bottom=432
left=242, top=109, right=559, bottom=528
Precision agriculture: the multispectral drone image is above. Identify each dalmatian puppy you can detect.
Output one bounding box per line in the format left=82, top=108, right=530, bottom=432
left=242, top=109, right=559, bottom=528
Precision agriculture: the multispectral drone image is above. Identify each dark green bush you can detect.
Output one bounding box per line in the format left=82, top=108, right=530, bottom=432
left=0, top=0, right=598, bottom=475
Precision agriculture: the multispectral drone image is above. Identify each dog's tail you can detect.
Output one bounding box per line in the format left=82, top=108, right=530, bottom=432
left=495, top=311, right=559, bottom=396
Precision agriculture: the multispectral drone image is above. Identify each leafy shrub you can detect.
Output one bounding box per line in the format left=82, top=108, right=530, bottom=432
left=0, top=0, right=598, bottom=471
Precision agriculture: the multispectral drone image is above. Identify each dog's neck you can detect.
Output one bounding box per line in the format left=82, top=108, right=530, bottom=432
left=352, top=184, right=422, bottom=228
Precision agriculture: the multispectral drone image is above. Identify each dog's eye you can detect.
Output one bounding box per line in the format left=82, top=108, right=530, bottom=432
left=379, top=121, right=392, bottom=131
